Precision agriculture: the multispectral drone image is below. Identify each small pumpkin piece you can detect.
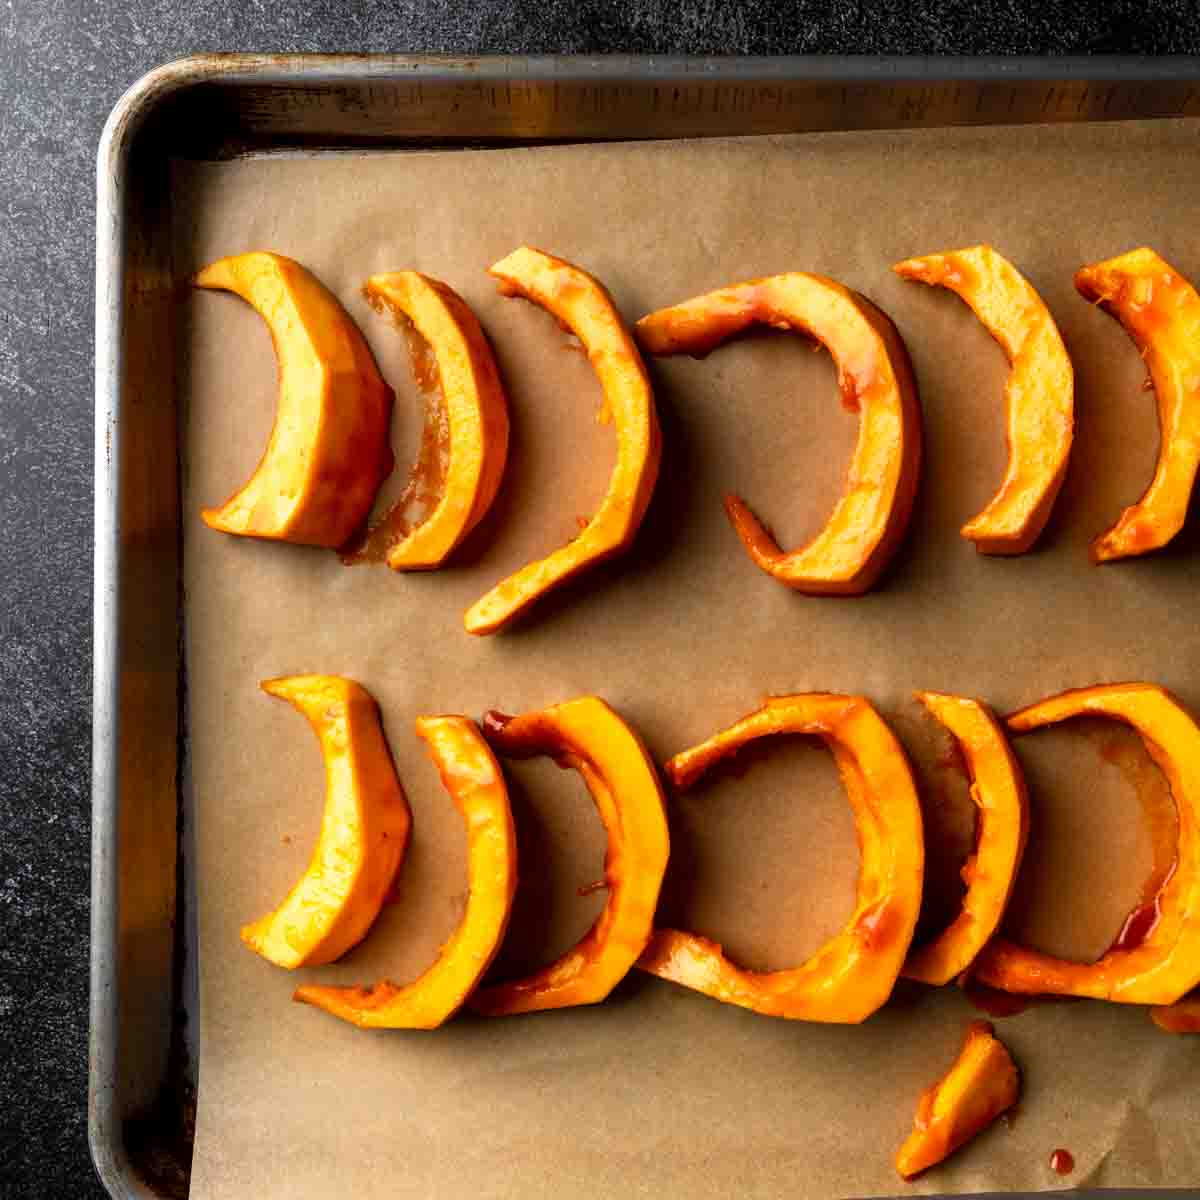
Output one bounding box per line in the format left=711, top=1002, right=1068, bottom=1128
left=896, top=1020, right=1020, bottom=1180
left=241, top=676, right=411, bottom=969
left=1151, top=992, right=1200, bottom=1033
left=639, top=695, right=925, bottom=1023
left=894, top=245, right=1074, bottom=554
left=1075, top=248, right=1200, bottom=563
left=295, top=715, right=517, bottom=1029
left=636, top=274, right=922, bottom=595
left=903, top=692, right=1029, bottom=986
left=464, top=248, right=661, bottom=635
left=973, top=684, right=1200, bottom=1005
left=195, top=252, right=393, bottom=547
left=468, top=697, right=670, bottom=1015
left=364, top=272, right=510, bottom=569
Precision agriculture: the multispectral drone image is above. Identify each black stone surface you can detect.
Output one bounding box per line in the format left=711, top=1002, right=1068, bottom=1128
left=1, top=3, right=1198, bottom=1196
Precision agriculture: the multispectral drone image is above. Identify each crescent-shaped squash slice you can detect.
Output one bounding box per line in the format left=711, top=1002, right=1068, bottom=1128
left=294, top=716, right=517, bottom=1028
left=194, top=252, right=393, bottom=547
left=364, top=272, right=510, bottom=569
left=903, top=692, right=1029, bottom=986
left=894, top=246, right=1074, bottom=554
left=241, top=676, right=411, bottom=969
left=895, top=1020, right=1020, bottom=1180
left=636, top=274, right=922, bottom=595
left=468, top=697, right=670, bottom=1014
left=638, top=695, right=924, bottom=1023
left=1151, top=992, right=1200, bottom=1032
left=463, top=248, right=661, bottom=635
left=1075, top=248, right=1200, bottom=562
left=973, top=683, right=1200, bottom=1005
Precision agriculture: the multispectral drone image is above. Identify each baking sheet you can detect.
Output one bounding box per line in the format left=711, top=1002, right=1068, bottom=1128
left=172, top=119, right=1200, bottom=1198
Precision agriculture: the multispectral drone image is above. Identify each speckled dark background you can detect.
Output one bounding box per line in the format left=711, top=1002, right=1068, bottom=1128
left=1, top=2, right=1198, bottom=1196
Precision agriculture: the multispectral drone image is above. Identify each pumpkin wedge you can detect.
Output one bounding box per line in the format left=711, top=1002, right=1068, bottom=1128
left=468, top=697, right=670, bottom=1014
left=194, top=252, right=393, bottom=546
left=364, top=272, right=510, bottom=569
left=896, top=1020, right=1020, bottom=1180
left=639, top=695, right=924, bottom=1023
left=464, top=249, right=661, bottom=634
left=895, top=245, right=1074, bottom=554
left=241, top=676, right=411, bottom=969
left=636, top=274, right=922, bottom=594
left=1075, top=248, right=1200, bottom=562
left=903, top=693, right=1029, bottom=986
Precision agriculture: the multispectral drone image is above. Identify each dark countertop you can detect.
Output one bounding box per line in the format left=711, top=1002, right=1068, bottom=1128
left=2, top=3, right=1198, bottom=1196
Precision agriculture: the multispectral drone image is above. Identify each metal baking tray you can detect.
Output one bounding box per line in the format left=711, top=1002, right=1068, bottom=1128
left=92, top=52, right=1200, bottom=1199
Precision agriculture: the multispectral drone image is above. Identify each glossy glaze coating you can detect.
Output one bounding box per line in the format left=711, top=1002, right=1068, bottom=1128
left=895, top=245, right=1074, bottom=554
left=974, top=683, right=1200, bottom=1004
left=465, top=248, right=661, bottom=634
left=639, top=694, right=924, bottom=1023
left=1075, top=247, right=1200, bottom=562
left=637, top=274, right=922, bottom=594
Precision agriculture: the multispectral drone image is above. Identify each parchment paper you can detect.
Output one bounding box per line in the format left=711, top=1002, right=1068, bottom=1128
left=172, top=120, right=1200, bottom=1198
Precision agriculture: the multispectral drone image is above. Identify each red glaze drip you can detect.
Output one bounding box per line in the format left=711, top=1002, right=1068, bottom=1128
left=856, top=900, right=900, bottom=951
left=341, top=322, right=450, bottom=565
left=1109, top=893, right=1165, bottom=953
left=481, top=711, right=515, bottom=740
left=1049, top=1148, right=1075, bottom=1175
left=1097, top=733, right=1178, bottom=953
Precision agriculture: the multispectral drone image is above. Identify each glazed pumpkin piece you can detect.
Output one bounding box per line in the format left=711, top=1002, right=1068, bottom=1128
left=973, top=683, right=1200, bottom=1005
left=194, top=252, right=393, bottom=547
left=1075, top=248, right=1200, bottom=563
left=903, top=692, right=1029, bottom=986
left=241, top=676, right=411, bottom=970
left=468, top=697, right=670, bottom=1014
left=639, top=695, right=924, bottom=1023
left=1151, top=992, right=1200, bottom=1033
left=636, top=274, right=922, bottom=595
left=894, top=246, right=1074, bottom=554
left=463, top=248, right=661, bottom=635
left=895, top=1020, right=1020, bottom=1180
left=364, top=272, right=510, bottom=569
left=295, top=716, right=517, bottom=1029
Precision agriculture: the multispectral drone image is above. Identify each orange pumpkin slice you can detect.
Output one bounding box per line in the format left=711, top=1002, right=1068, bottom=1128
left=468, top=697, right=670, bottom=1014
left=1075, top=248, right=1200, bottom=562
left=1151, top=992, right=1200, bottom=1033
left=463, top=248, right=661, bottom=635
left=903, top=692, right=1029, bottom=986
left=636, top=274, right=922, bottom=594
left=194, top=252, right=393, bottom=547
left=241, top=676, right=411, bottom=969
left=895, top=1020, right=1020, bottom=1180
left=295, top=716, right=517, bottom=1028
left=363, top=272, right=510, bottom=569
left=638, top=695, right=924, bottom=1023
left=894, top=246, right=1074, bottom=554
left=973, top=683, right=1200, bottom=1004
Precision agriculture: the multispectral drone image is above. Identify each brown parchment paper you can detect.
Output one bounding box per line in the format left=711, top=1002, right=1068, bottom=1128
left=172, top=120, right=1200, bottom=1199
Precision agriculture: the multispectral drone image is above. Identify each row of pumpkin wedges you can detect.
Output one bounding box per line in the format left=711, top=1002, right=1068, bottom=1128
left=242, top=675, right=1200, bottom=1035
left=193, top=243, right=1199, bottom=634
